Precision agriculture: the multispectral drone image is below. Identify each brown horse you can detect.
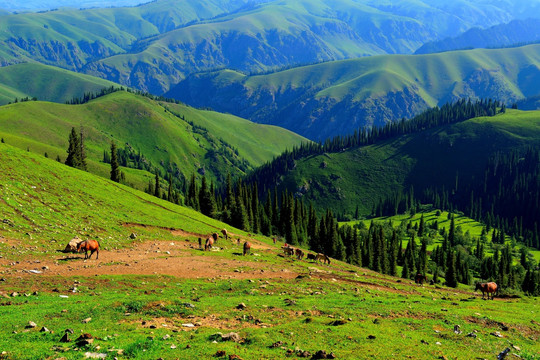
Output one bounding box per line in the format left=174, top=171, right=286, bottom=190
left=295, top=248, right=304, bottom=260
left=205, top=237, right=214, bottom=251
left=212, top=232, right=219, bottom=243
left=243, top=241, right=251, bottom=256
left=77, top=240, right=99, bottom=259
left=316, top=253, right=330, bottom=264
left=306, top=253, right=317, bottom=261
left=221, top=229, right=228, bottom=240
left=283, top=246, right=294, bottom=256
left=475, top=282, right=498, bottom=300
left=415, top=273, right=427, bottom=285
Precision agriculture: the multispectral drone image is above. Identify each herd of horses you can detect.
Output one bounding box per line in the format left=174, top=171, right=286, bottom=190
left=280, top=243, right=331, bottom=264
left=70, top=229, right=500, bottom=300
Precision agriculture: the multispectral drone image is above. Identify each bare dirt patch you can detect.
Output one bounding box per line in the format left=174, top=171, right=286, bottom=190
left=1, top=236, right=299, bottom=281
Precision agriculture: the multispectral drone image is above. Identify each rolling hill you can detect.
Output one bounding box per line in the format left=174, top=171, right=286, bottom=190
left=0, top=90, right=306, bottom=189
left=3, top=0, right=540, bottom=94
left=0, top=62, right=118, bottom=105
left=244, top=109, right=540, bottom=217
left=415, top=18, right=540, bottom=54
left=168, top=44, right=540, bottom=140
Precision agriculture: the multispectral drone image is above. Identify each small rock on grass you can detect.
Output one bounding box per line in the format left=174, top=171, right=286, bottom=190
left=311, top=350, right=336, bottom=359
left=82, top=317, right=91, bottom=323
left=25, top=321, right=37, bottom=329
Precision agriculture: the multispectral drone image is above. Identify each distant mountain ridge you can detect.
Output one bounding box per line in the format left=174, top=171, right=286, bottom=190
left=167, top=44, right=540, bottom=140
left=415, top=18, right=540, bottom=54
left=2, top=0, right=540, bottom=94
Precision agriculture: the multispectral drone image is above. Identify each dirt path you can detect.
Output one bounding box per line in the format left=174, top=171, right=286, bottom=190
left=0, top=232, right=297, bottom=281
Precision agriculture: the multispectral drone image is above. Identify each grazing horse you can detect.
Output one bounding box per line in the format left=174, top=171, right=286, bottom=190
left=77, top=240, right=99, bottom=259
left=315, top=253, right=330, bottom=264
left=221, top=229, right=228, bottom=241
left=415, top=273, right=427, bottom=285
left=243, top=241, right=251, bottom=256
left=282, top=246, right=294, bottom=256
left=475, top=282, right=498, bottom=300
left=204, top=237, right=214, bottom=251
left=306, top=253, right=317, bottom=261
left=212, top=232, right=219, bottom=243
left=295, top=248, right=304, bottom=260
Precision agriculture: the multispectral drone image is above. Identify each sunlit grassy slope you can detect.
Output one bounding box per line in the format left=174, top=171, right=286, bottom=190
left=0, top=91, right=306, bottom=186
left=0, top=63, right=118, bottom=105
left=0, top=143, right=229, bottom=248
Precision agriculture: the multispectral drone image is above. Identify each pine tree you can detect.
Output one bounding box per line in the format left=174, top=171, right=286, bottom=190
left=445, top=251, right=458, bottom=288
left=110, top=141, right=120, bottom=183
left=154, top=170, right=160, bottom=198
left=65, top=127, right=81, bottom=168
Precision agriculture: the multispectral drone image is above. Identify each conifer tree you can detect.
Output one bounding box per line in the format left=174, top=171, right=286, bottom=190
left=65, top=127, right=82, bottom=169
left=154, top=170, right=160, bottom=198
left=445, top=251, right=458, bottom=288
left=110, top=141, right=120, bottom=183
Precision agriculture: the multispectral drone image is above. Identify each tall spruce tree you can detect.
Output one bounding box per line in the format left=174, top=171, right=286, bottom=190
left=445, top=251, right=458, bottom=288
left=65, top=127, right=82, bottom=169
left=110, top=141, right=120, bottom=182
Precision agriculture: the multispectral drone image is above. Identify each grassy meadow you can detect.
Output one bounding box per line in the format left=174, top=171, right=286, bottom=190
left=0, top=121, right=539, bottom=360
left=0, top=90, right=306, bottom=188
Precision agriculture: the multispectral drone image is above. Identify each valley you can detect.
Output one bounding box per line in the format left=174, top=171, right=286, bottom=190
left=1, top=1, right=540, bottom=359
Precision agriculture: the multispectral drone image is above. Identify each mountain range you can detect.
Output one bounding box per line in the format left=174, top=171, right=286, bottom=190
left=168, top=44, right=540, bottom=140
left=2, top=0, right=540, bottom=95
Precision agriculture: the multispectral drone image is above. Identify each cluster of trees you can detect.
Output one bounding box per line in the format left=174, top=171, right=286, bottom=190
left=65, top=86, right=184, bottom=106
left=246, top=99, right=503, bottom=195
left=8, top=96, right=37, bottom=104
left=413, top=147, right=540, bottom=250
left=65, top=127, right=87, bottom=170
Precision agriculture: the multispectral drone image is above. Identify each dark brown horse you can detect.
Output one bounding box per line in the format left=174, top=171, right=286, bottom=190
left=221, top=229, right=228, bottom=241
left=295, top=248, right=304, bottom=260
left=77, top=240, right=99, bottom=259
left=212, top=232, right=219, bottom=243
left=243, top=241, right=251, bottom=256
left=415, top=273, right=427, bottom=285
left=475, top=282, right=498, bottom=300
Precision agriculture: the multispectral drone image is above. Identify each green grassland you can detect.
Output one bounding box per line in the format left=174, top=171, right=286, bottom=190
left=0, top=144, right=539, bottom=359
left=270, top=109, right=540, bottom=217
left=169, top=44, right=540, bottom=139
left=0, top=63, right=118, bottom=105
left=0, top=90, right=306, bottom=187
